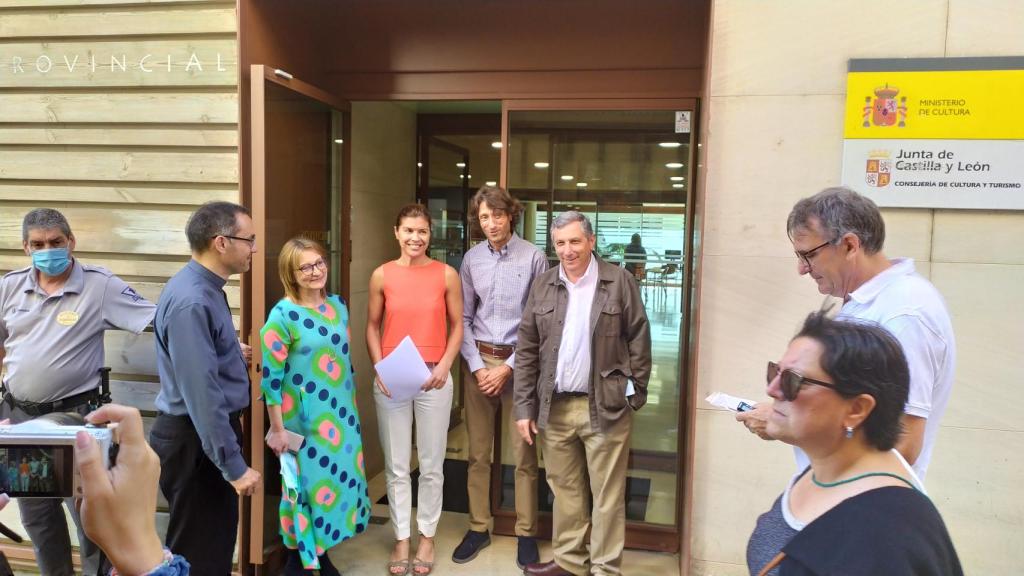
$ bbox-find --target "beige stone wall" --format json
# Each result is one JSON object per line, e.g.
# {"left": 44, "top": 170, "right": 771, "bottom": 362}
{"left": 692, "top": 1, "right": 1024, "bottom": 575}
{"left": 347, "top": 101, "right": 418, "bottom": 479}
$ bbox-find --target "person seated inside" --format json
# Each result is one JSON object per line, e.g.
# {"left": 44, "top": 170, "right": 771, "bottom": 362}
{"left": 623, "top": 233, "right": 647, "bottom": 278}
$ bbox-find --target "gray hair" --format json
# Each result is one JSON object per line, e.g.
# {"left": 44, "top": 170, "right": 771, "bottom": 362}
{"left": 22, "top": 208, "right": 72, "bottom": 242}
{"left": 787, "top": 187, "right": 886, "bottom": 254}
{"left": 550, "top": 210, "right": 594, "bottom": 237}
{"left": 185, "top": 201, "right": 250, "bottom": 253}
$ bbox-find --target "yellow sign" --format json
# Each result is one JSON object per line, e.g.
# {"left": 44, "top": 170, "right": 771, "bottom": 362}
{"left": 57, "top": 310, "right": 80, "bottom": 326}
{"left": 844, "top": 69, "right": 1024, "bottom": 140}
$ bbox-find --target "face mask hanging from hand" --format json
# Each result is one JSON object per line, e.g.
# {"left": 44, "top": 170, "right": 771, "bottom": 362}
{"left": 32, "top": 247, "right": 71, "bottom": 276}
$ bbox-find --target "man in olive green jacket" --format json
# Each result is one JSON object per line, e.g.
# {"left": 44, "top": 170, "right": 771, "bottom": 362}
{"left": 514, "top": 211, "right": 651, "bottom": 576}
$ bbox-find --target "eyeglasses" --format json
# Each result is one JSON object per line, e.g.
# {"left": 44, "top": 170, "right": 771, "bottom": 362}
{"left": 767, "top": 361, "right": 836, "bottom": 401}
{"left": 221, "top": 235, "right": 257, "bottom": 249}
{"left": 794, "top": 239, "right": 833, "bottom": 269}
{"left": 297, "top": 259, "right": 327, "bottom": 276}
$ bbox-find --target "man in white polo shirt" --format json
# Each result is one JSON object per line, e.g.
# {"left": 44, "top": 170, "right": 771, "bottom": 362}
{"left": 739, "top": 187, "right": 956, "bottom": 481}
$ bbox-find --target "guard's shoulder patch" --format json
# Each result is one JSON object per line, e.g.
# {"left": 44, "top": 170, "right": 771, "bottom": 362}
{"left": 120, "top": 285, "right": 144, "bottom": 303}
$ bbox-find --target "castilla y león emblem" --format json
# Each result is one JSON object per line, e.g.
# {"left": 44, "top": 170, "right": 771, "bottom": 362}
{"left": 865, "top": 151, "right": 892, "bottom": 187}
{"left": 863, "top": 84, "right": 908, "bottom": 128}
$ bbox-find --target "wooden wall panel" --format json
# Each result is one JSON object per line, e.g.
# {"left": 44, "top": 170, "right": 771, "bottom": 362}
{"left": 0, "top": 150, "right": 238, "bottom": 182}
{"left": 0, "top": 205, "right": 194, "bottom": 254}
{"left": 0, "top": 39, "right": 237, "bottom": 87}
{"left": 0, "top": 126, "right": 238, "bottom": 147}
{"left": 0, "top": 253, "right": 187, "bottom": 277}
{"left": 0, "top": 91, "right": 238, "bottom": 123}
{"left": 0, "top": 0, "right": 220, "bottom": 6}
{"left": 0, "top": 182, "right": 237, "bottom": 205}
{"left": 0, "top": 6, "right": 235, "bottom": 37}
{"left": 0, "top": 0, "right": 240, "bottom": 419}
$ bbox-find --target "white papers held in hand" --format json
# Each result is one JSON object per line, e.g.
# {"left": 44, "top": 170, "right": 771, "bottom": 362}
{"left": 374, "top": 335, "right": 432, "bottom": 402}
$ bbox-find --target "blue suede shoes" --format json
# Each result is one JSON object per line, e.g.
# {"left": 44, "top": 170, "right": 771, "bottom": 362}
{"left": 452, "top": 530, "right": 491, "bottom": 564}
{"left": 516, "top": 536, "right": 540, "bottom": 569}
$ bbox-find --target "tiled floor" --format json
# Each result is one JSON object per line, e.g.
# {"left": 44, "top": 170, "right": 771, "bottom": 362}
{"left": 326, "top": 507, "right": 681, "bottom": 576}
{"left": 6, "top": 508, "right": 680, "bottom": 575}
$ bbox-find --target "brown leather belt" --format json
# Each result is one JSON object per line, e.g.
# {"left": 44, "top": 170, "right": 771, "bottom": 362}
{"left": 476, "top": 341, "right": 514, "bottom": 360}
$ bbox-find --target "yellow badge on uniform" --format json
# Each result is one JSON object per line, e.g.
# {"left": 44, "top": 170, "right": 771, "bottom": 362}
{"left": 57, "top": 310, "right": 80, "bottom": 326}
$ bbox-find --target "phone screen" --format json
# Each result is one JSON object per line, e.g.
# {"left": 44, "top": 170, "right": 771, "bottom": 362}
{"left": 0, "top": 445, "right": 74, "bottom": 498}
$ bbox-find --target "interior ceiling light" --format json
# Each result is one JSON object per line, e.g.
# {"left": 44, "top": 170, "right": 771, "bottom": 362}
{"left": 670, "top": 176, "right": 684, "bottom": 181}
{"left": 672, "top": 183, "right": 685, "bottom": 188}
{"left": 417, "top": 162, "right": 422, "bottom": 167}
{"left": 561, "top": 175, "right": 575, "bottom": 181}
{"left": 491, "top": 141, "right": 503, "bottom": 149}
{"left": 576, "top": 182, "right": 588, "bottom": 188}
{"left": 485, "top": 181, "right": 497, "bottom": 186}
{"left": 334, "top": 139, "right": 344, "bottom": 144}
{"left": 658, "top": 142, "right": 682, "bottom": 148}
{"left": 456, "top": 162, "right": 466, "bottom": 168}
{"left": 533, "top": 162, "right": 550, "bottom": 169}
{"left": 666, "top": 162, "right": 684, "bottom": 169}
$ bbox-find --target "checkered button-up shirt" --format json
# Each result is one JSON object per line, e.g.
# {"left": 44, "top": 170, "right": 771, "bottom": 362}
{"left": 459, "top": 234, "right": 548, "bottom": 373}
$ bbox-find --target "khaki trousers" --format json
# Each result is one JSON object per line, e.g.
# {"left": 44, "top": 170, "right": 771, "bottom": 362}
{"left": 464, "top": 354, "right": 539, "bottom": 535}
{"left": 540, "top": 396, "right": 632, "bottom": 576}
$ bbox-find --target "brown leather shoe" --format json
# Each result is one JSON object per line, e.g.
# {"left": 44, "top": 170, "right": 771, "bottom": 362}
{"left": 522, "top": 560, "right": 574, "bottom": 576}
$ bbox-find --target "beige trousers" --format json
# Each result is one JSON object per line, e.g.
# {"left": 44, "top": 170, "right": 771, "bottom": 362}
{"left": 540, "top": 396, "right": 632, "bottom": 576}
{"left": 464, "top": 354, "right": 539, "bottom": 535}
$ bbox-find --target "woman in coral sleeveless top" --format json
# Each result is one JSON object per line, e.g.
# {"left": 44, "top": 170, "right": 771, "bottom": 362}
{"left": 366, "top": 204, "right": 463, "bottom": 576}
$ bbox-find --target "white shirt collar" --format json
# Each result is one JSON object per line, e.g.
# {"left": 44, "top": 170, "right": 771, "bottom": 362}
{"left": 558, "top": 253, "right": 597, "bottom": 286}
{"left": 847, "top": 258, "right": 916, "bottom": 305}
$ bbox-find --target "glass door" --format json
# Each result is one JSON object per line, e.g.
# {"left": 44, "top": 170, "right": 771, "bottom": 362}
{"left": 421, "top": 136, "right": 470, "bottom": 269}
{"left": 245, "top": 65, "right": 351, "bottom": 572}
{"left": 497, "top": 101, "right": 696, "bottom": 552}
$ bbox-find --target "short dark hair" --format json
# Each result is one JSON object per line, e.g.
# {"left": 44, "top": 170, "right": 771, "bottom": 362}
{"left": 794, "top": 311, "right": 909, "bottom": 451}
{"left": 394, "top": 204, "right": 432, "bottom": 229}
{"left": 186, "top": 201, "right": 250, "bottom": 253}
{"left": 469, "top": 186, "right": 522, "bottom": 231}
{"left": 787, "top": 187, "right": 886, "bottom": 254}
{"left": 23, "top": 208, "right": 72, "bottom": 241}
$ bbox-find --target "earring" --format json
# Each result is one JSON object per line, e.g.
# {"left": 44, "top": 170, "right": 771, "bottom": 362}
{"left": 844, "top": 426, "right": 854, "bottom": 439}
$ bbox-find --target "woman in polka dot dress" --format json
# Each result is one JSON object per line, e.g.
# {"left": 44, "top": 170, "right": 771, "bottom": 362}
{"left": 261, "top": 237, "right": 370, "bottom": 574}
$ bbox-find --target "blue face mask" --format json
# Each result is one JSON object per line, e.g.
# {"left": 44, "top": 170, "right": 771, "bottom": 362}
{"left": 31, "top": 247, "right": 72, "bottom": 276}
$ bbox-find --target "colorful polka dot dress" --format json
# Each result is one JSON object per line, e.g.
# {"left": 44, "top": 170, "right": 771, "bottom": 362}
{"left": 260, "top": 294, "right": 370, "bottom": 569}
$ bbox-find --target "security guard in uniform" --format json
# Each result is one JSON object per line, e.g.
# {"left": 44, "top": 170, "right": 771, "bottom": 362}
{"left": 0, "top": 208, "right": 156, "bottom": 576}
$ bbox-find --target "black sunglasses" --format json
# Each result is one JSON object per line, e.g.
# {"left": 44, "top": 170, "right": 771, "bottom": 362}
{"left": 767, "top": 361, "right": 837, "bottom": 401}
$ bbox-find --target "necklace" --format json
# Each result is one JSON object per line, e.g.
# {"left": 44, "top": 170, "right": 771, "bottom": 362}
{"left": 812, "top": 471, "right": 918, "bottom": 491}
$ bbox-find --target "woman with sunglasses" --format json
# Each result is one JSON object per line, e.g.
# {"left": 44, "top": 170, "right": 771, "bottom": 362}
{"left": 260, "top": 237, "right": 370, "bottom": 574}
{"left": 747, "top": 312, "right": 961, "bottom": 576}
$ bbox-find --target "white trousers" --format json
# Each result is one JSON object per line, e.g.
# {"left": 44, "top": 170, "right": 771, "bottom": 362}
{"left": 374, "top": 373, "right": 454, "bottom": 540}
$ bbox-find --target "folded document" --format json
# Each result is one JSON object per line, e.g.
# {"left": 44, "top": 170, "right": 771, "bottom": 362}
{"left": 705, "top": 391, "right": 757, "bottom": 412}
